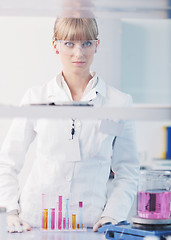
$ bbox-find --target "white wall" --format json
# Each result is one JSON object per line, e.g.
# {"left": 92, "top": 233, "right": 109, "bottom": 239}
{"left": 0, "top": 17, "right": 58, "bottom": 105}
{"left": 121, "top": 19, "right": 171, "bottom": 104}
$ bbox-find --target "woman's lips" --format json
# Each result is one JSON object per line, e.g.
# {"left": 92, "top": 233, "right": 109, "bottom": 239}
{"left": 72, "top": 61, "right": 85, "bottom": 66}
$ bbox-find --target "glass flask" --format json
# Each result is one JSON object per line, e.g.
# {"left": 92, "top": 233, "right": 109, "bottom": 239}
{"left": 138, "top": 170, "right": 171, "bottom": 219}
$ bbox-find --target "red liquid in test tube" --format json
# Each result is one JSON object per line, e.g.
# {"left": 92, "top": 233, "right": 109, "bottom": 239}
{"left": 63, "top": 217, "right": 66, "bottom": 229}
{"left": 79, "top": 201, "right": 83, "bottom": 229}
{"left": 51, "top": 208, "right": 55, "bottom": 230}
{"left": 58, "top": 196, "right": 62, "bottom": 229}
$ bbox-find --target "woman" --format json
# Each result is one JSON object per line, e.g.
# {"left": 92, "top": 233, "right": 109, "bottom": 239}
{"left": 0, "top": 18, "right": 139, "bottom": 233}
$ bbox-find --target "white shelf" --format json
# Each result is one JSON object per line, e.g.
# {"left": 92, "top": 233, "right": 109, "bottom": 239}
{"left": 150, "top": 159, "right": 171, "bottom": 170}
{"left": 0, "top": 0, "right": 169, "bottom": 18}
{"left": 0, "top": 105, "right": 170, "bottom": 121}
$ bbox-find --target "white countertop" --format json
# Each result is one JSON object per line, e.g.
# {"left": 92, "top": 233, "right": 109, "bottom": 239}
{"left": 6, "top": 228, "right": 106, "bottom": 240}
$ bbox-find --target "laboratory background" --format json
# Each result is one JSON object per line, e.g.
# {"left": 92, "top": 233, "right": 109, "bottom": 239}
{"left": 0, "top": 0, "right": 171, "bottom": 239}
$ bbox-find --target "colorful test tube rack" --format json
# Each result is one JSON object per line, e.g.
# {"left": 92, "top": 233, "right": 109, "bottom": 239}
{"left": 42, "top": 194, "right": 85, "bottom": 231}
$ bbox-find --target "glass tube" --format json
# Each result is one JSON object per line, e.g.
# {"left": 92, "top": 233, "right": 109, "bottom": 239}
{"left": 58, "top": 196, "right": 62, "bottom": 230}
{"left": 42, "top": 194, "right": 46, "bottom": 229}
{"left": 44, "top": 209, "right": 48, "bottom": 230}
{"left": 72, "top": 214, "right": 76, "bottom": 229}
{"left": 66, "top": 198, "right": 69, "bottom": 230}
{"left": 79, "top": 201, "right": 83, "bottom": 229}
{"left": 51, "top": 208, "right": 55, "bottom": 230}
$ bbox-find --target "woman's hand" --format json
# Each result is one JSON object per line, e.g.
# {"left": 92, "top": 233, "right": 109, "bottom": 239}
{"left": 93, "top": 216, "right": 117, "bottom": 232}
{"left": 7, "top": 211, "right": 31, "bottom": 233}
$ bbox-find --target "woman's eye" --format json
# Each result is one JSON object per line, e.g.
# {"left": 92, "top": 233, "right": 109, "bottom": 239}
{"left": 82, "top": 41, "right": 92, "bottom": 47}
{"left": 64, "top": 42, "right": 74, "bottom": 47}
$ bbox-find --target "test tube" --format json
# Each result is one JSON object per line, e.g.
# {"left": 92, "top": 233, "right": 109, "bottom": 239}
{"left": 48, "top": 208, "right": 51, "bottom": 229}
{"left": 58, "top": 196, "right": 62, "bottom": 230}
{"left": 63, "top": 217, "right": 66, "bottom": 229}
{"left": 72, "top": 214, "right": 76, "bottom": 229}
{"left": 42, "top": 194, "right": 46, "bottom": 229}
{"left": 55, "top": 201, "right": 58, "bottom": 230}
{"left": 66, "top": 198, "right": 69, "bottom": 230}
{"left": 44, "top": 209, "right": 48, "bottom": 230}
{"left": 51, "top": 208, "right": 55, "bottom": 230}
{"left": 79, "top": 201, "right": 83, "bottom": 229}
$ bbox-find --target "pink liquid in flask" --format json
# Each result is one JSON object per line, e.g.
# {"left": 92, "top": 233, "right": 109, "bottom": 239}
{"left": 138, "top": 190, "right": 171, "bottom": 219}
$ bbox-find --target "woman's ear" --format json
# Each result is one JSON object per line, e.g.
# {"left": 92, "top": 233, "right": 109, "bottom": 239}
{"left": 52, "top": 40, "right": 56, "bottom": 49}
{"left": 52, "top": 40, "right": 59, "bottom": 54}
{"left": 95, "top": 39, "right": 100, "bottom": 53}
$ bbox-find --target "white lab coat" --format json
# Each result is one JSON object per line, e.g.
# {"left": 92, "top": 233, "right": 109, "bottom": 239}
{"left": 0, "top": 72, "right": 139, "bottom": 227}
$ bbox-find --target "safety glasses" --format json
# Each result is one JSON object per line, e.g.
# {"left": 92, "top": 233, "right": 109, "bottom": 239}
{"left": 55, "top": 39, "right": 99, "bottom": 55}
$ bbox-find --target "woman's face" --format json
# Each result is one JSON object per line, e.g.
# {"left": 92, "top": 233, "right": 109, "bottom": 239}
{"left": 57, "top": 40, "right": 97, "bottom": 75}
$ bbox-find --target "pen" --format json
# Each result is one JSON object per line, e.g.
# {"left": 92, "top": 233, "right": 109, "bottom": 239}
{"left": 71, "top": 119, "right": 75, "bottom": 139}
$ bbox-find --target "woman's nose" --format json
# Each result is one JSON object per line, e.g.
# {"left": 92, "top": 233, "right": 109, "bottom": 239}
{"left": 73, "top": 45, "right": 84, "bottom": 56}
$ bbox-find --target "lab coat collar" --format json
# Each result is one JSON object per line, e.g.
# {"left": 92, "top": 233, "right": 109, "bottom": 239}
{"left": 94, "top": 75, "right": 106, "bottom": 98}
{"left": 47, "top": 71, "right": 106, "bottom": 102}
{"left": 47, "top": 72, "right": 70, "bottom": 102}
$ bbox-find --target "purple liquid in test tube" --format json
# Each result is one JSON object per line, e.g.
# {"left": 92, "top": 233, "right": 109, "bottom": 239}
{"left": 58, "top": 196, "right": 62, "bottom": 229}
{"left": 79, "top": 201, "right": 83, "bottom": 229}
{"left": 138, "top": 190, "right": 171, "bottom": 219}
{"left": 51, "top": 208, "right": 55, "bottom": 230}
{"left": 63, "top": 217, "right": 66, "bottom": 229}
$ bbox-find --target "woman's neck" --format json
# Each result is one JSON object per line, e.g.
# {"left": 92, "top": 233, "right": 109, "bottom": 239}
{"left": 62, "top": 71, "right": 92, "bottom": 101}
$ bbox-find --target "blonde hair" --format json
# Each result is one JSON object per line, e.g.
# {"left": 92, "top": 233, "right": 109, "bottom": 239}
{"left": 53, "top": 18, "right": 99, "bottom": 41}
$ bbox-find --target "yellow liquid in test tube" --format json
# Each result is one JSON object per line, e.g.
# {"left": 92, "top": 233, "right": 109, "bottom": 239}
{"left": 72, "top": 214, "right": 76, "bottom": 229}
{"left": 44, "top": 209, "right": 48, "bottom": 229}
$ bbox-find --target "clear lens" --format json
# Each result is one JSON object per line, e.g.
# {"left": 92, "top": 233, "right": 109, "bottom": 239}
{"left": 57, "top": 40, "right": 98, "bottom": 55}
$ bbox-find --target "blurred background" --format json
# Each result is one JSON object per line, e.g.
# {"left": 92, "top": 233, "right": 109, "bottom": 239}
{"left": 0, "top": 0, "right": 171, "bottom": 220}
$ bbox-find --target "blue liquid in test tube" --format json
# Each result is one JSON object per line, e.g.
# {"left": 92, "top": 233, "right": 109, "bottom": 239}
{"left": 66, "top": 198, "right": 69, "bottom": 229}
